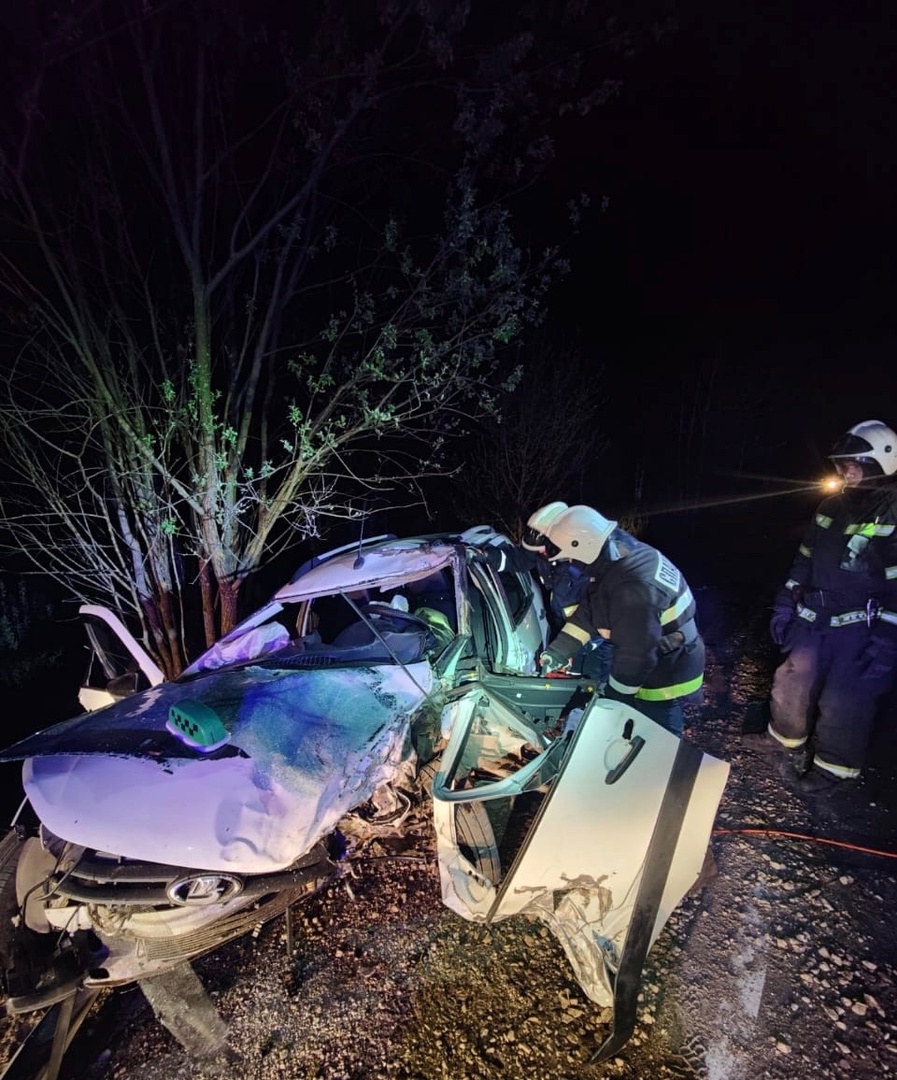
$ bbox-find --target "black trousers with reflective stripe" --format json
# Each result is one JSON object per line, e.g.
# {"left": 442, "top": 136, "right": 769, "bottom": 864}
{"left": 770, "top": 620, "right": 897, "bottom": 772}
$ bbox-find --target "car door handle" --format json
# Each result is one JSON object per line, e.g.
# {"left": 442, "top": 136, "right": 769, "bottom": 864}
{"left": 605, "top": 735, "right": 645, "bottom": 785}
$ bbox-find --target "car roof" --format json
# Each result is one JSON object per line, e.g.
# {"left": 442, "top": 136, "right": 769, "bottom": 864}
{"left": 273, "top": 536, "right": 463, "bottom": 603}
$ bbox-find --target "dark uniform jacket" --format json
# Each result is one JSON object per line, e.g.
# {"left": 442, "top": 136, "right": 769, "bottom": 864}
{"left": 549, "top": 533, "right": 704, "bottom": 704}
{"left": 774, "top": 481, "right": 897, "bottom": 634}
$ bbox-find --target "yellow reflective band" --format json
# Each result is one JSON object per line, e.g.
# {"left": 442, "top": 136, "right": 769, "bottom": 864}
{"left": 796, "top": 604, "right": 817, "bottom": 622}
{"left": 815, "top": 513, "right": 833, "bottom": 528}
{"left": 845, "top": 522, "right": 895, "bottom": 537}
{"left": 767, "top": 726, "right": 806, "bottom": 750}
{"left": 799, "top": 544, "right": 812, "bottom": 558}
{"left": 813, "top": 755, "right": 860, "bottom": 780}
{"left": 608, "top": 674, "right": 641, "bottom": 695}
{"left": 886, "top": 566, "right": 897, "bottom": 580}
{"left": 636, "top": 673, "right": 704, "bottom": 702}
{"left": 562, "top": 604, "right": 579, "bottom": 617}
{"left": 660, "top": 587, "right": 694, "bottom": 626}
{"left": 785, "top": 578, "right": 801, "bottom": 591}
{"left": 879, "top": 611, "right": 897, "bottom": 626}
{"left": 829, "top": 610, "right": 866, "bottom": 627}
{"left": 561, "top": 621, "right": 593, "bottom": 646}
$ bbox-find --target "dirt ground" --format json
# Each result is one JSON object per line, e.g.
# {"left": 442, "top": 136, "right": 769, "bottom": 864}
{"left": 5, "top": 586, "right": 897, "bottom": 1080}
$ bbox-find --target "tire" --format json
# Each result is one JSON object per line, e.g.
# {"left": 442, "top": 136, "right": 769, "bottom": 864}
{"left": 418, "top": 759, "right": 501, "bottom": 883}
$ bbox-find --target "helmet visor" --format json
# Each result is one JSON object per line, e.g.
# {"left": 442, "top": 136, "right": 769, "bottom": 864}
{"left": 829, "top": 432, "right": 875, "bottom": 460}
{"left": 542, "top": 537, "right": 562, "bottom": 560}
{"left": 521, "top": 525, "right": 562, "bottom": 558}
{"left": 521, "top": 525, "right": 547, "bottom": 550}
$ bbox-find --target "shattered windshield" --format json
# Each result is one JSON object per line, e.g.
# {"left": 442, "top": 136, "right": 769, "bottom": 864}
{"left": 186, "top": 566, "right": 461, "bottom": 676}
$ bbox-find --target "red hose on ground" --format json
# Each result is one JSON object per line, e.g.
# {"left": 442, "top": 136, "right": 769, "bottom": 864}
{"left": 712, "top": 826, "right": 897, "bottom": 860}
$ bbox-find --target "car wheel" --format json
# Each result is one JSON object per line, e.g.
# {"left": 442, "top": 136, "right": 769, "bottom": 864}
{"left": 417, "top": 759, "right": 501, "bottom": 884}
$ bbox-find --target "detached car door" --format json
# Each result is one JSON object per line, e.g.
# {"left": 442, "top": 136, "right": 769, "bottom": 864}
{"left": 77, "top": 605, "right": 165, "bottom": 711}
{"left": 432, "top": 688, "right": 729, "bottom": 1061}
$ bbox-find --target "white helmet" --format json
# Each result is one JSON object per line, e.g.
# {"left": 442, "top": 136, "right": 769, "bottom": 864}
{"left": 829, "top": 420, "right": 897, "bottom": 477}
{"left": 521, "top": 501, "right": 569, "bottom": 551}
{"left": 543, "top": 505, "right": 617, "bottom": 564}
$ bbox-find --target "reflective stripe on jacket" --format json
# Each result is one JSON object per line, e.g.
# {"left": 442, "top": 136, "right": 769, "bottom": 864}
{"left": 776, "top": 481, "right": 897, "bottom": 626}
{"left": 551, "top": 534, "right": 704, "bottom": 702}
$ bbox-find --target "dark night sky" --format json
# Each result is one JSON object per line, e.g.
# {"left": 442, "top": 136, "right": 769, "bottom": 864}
{"left": 3, "top": 0, "right": 896, "bottom": 592}
{"left": 558, "top": 0, "right": 897, "bottom": 323}
{"left": 524, "top": 0, "right": 897, "bottom": 586}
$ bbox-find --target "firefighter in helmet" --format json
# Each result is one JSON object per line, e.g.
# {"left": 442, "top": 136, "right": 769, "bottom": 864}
{"left": 745, "top": 419, "right": 897, "bottom": 795}
{"left": 472, "top": 502, "right": 611, "bottom": 682}
{"left": 475, "top": 502, "right": 575, "bottom": 625}
{"left": 538, "top": 505, "right": 704, "bottom": 736}
{"left": 520, "top": 502, "right": 588, "bottom": 628}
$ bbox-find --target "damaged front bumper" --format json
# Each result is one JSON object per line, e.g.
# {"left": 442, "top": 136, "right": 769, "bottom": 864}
{"left": 1, "top": 826, "right": 341, "bottom": 1008}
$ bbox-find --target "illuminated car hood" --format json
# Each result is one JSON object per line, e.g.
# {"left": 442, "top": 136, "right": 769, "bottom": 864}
{"left": 2, "top": 662, "right": 433, "bottom": 873}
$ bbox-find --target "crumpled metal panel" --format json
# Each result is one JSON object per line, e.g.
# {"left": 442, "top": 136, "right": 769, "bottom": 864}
{"left": 274, "top": 542, "right": 459, "bottom": 602}
{"left": 16, "top": 663, "right": 433, "bottom": 872}
{"left": 433, "top": 693, "right": 729, "bottom": 1007}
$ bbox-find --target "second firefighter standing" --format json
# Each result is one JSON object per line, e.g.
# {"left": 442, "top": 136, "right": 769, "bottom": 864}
{"left": 747, "top": 419, "right": 897, "bottom": 795}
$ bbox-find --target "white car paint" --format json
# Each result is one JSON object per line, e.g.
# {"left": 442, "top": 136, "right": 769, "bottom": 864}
{"left": 24, "top": 662, "right": 433, "bottom": 872}
{"left": 78, "top": 604, "right": 165, "bottom": 710}
{"left": 433, "top": 690, "right": 729, "bottom": 1008}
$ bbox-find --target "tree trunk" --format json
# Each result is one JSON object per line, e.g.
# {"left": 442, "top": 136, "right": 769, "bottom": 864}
{"left": 156, "top": 588, "right": 184, "bottom": 678}
{"left": 199, "top": 561, "right": 217, "bottom": 650}
{"left": 139, "top": 595, "right": 177, "bottom": 681}
{"left": 217, "top": 576, "right": 241, "bottom": 638}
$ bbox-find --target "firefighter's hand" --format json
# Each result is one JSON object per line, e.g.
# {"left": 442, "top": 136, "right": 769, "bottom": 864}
{"left": 469, "top": 545, "right": 507, "bottom": 571}
{"left": 769, "top": 608, "right": 795, "bottom": 649}
{"left": 540, "top": 649, "right": 572, "bottom": 677}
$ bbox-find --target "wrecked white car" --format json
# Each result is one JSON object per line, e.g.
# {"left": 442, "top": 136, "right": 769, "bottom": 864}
{"left": 0, "top": 528, "right": 728, "bottom": 1066}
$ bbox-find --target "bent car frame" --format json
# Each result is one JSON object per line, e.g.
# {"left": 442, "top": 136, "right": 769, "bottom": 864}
{"left": 0, "top": 527, "right": 728, "bottom": 1070}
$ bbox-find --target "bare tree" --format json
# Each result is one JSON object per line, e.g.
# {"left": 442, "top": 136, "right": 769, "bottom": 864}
{"left": 0, "top": 0, "right": 628, "bottom": 674}
{"left": 450, "top": 336, "right": 607, "bottom": 542}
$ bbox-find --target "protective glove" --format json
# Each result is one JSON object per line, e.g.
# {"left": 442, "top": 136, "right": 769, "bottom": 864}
{"left": 539, "top": 648, "right": 572, "bottom": 677}
{"left": 469, "top": 545, "right": 508, "bottom": 572}
{"left": 769, "top": 607, "right": 795, "bottom": 649}
{"left": 769, "top": 583, "right": 802, "bottom": 650}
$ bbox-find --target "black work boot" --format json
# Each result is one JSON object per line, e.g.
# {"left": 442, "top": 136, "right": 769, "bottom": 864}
{"left": 795, "top": 766, "right": 857, "bottom": 798}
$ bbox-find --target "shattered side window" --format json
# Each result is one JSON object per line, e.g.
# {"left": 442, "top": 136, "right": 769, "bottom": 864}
{"left": 83, "top": 619, "right": 153, "bottom": 698}
{"left": 495, "top": 570, "right": 532, "bottom": 625}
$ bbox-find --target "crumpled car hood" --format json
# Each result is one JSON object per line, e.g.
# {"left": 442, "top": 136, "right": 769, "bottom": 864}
{"left": 2, "top": 662, "right": 433, "bottom": 873}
